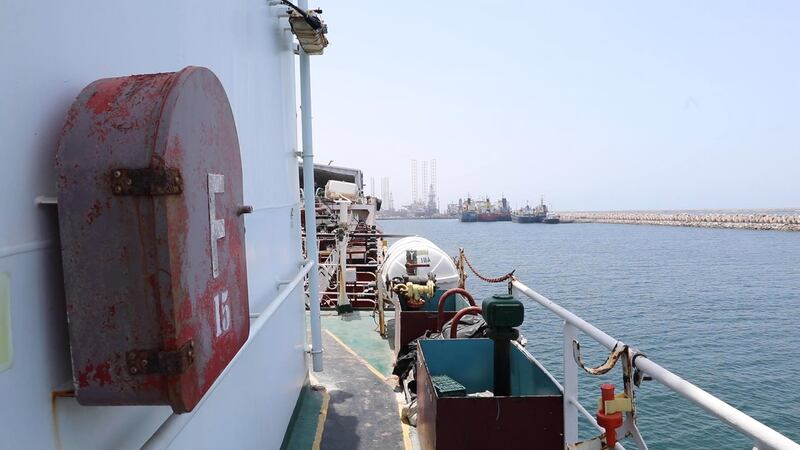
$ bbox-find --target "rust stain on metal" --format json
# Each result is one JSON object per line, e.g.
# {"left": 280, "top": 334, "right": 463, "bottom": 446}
{"left": 51, "top": 389, "right": 76, "bottom": 399}
{"left": 86, "top": 200, "right": 103, "bottom": 224}
{"left": 50, "top": 389, "right": 74, "bottom": 450}
{"left": 93, "top": 362, "right": 112, "bottom": 385}
{"left": 86, "top": 77, "right": 126, "bottom": 114}
{"left": 77, "top": 361, "right": 113, "bottom": 387}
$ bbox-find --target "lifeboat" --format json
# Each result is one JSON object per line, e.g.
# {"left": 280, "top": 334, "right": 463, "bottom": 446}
{"left": 378, "top": 237, "right": 465, "bottom": 355}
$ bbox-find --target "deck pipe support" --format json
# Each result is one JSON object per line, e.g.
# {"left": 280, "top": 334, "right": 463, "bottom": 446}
{"left": 298, "top": 0, "right": 322, "bottom": 372}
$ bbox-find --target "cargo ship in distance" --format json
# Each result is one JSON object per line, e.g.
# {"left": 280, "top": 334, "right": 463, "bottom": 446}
{"left": 543, "top": 213, "right": 561, "bottom": 224}
{"left": 459, "top": 196, "right": 511, "bottom": 222}
{"left": 511, "top": 197, "right": 549, "bottom": 223}
{"left": 459, "top": 197, "right": 478, "bottom": 222}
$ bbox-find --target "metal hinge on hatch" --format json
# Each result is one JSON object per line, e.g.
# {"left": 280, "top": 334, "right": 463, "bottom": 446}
{"left": 126, "top": 340, "right": 195, "bottom": 376}
{"left": 111, "top": 167, "right": 183, "bottom": 196}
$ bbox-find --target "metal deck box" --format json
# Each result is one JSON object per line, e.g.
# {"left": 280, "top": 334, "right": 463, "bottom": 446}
{"left": 395, "top": 291, "right": 470, "bottom": 355}
{"left": 416, "top": 339, "right": 564, "bottom": 450}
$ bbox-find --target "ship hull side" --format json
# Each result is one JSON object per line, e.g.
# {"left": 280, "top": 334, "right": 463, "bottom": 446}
{"left": 512, "top": 215, "right": 544, "bottom": 223}
{"left": 0, "top": 2, "right": 306, "bottom": 449}
{"left": 460, "top": 212, "right": 478, "bottom": 222}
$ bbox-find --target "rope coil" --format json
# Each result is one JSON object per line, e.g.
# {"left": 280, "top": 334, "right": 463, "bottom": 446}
{"left": 572, "top": 340, "right": 627, "bottom": 376}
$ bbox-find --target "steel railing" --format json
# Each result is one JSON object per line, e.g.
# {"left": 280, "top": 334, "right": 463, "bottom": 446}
{"left": 510, "top": 279, "right": 800, "bottom": 450}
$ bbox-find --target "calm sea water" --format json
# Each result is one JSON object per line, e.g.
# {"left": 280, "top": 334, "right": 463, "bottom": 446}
{"left": 380, "top": 219, "right": 800, "bottom": 449}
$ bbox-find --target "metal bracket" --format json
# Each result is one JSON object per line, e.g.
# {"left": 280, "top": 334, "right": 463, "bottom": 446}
{"left": 111, "top": 167, "right": 183, "bottom": 196}
{"left": 600, "top": 394, "right": 633, "bottom": 414}
{"left": 126, "top": 340, "right": 195, "bottom": 376}
{"left": 35, "top": 196, "right": 58, "bottom": 205}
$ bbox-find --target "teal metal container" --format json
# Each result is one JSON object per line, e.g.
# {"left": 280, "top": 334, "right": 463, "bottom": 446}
{"left": 416, "top": 338, "right": 564, "bottom": 450}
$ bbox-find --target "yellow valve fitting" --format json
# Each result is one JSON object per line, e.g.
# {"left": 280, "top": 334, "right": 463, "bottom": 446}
{"left": 400, "top": 280, "right": 436, "bottom": 308}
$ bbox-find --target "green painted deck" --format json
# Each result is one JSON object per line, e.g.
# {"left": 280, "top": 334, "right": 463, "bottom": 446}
{"left": 281, "top": 385, "right": 326, "bottom": 450}
{"left": 283, "top": 311, "right": 413, "bottom": 450}
{"left": 319, "top": 311, "right": 395, "bottom": 376}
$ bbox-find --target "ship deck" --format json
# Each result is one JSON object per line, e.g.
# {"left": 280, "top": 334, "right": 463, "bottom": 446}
{"left": 282, "top": 311, "right": 417, "bottom": 450}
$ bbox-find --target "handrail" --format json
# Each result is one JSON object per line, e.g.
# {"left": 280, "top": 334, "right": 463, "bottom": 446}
{"left": 511, "top": 280, "right": 617, "bottom": 350}
{"left": 510, "top": 279, "right": 800, "bottom": 450}
{"left": 0, "top": 239, "right": 53, "bottom": 259}
{"left": 142, "top": 260, "right": 315, "bottom": 449}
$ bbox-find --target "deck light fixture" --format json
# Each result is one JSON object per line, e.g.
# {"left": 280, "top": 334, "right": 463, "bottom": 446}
{"left": 282, "top": 0, "right": 329, "bottom": 55}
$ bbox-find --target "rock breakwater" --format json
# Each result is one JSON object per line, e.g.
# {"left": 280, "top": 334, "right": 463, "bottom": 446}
{"left": 559, "top": 212, "right": 800, "bottom": 231}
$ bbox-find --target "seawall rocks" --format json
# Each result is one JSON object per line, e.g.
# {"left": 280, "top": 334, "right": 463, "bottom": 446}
{"left": 559, "top": 212, "right": 800, "bottom": 231}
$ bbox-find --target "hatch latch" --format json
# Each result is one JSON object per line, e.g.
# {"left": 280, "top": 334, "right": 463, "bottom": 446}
{"left": 111, "top": 167, "right": 183, "bottom": 196}
{"left": 126, "top": 340, "right": 195, "bottom": 376}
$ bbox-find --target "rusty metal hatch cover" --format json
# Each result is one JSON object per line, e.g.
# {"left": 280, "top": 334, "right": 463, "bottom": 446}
{"left": 56, "top": 67, "right": 250, "bottom": 413}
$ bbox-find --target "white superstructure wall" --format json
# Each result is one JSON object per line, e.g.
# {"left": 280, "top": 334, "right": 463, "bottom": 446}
{"left": 0, "top": 1, "right": 306, "bottom": 448}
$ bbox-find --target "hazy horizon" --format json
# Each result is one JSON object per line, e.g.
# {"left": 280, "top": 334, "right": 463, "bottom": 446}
{"left": 308, "top": 1, "right": 799, "bottom": 211}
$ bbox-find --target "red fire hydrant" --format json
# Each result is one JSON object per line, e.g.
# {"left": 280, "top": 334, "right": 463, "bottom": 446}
{"left": 596, "top": 384, "right": 624, "bottom": 448}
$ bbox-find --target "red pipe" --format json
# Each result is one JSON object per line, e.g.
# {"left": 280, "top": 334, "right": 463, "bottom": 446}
{"left": 436, "top": 288, "right": 476, "bottom": 331}
{"left": 448, "top": 306, "right": 482, "bottom": 339}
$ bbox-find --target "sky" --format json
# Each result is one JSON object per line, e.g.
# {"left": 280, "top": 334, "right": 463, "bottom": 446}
{"left": 307, "top": 1, "right": 800, "bottom": 211}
